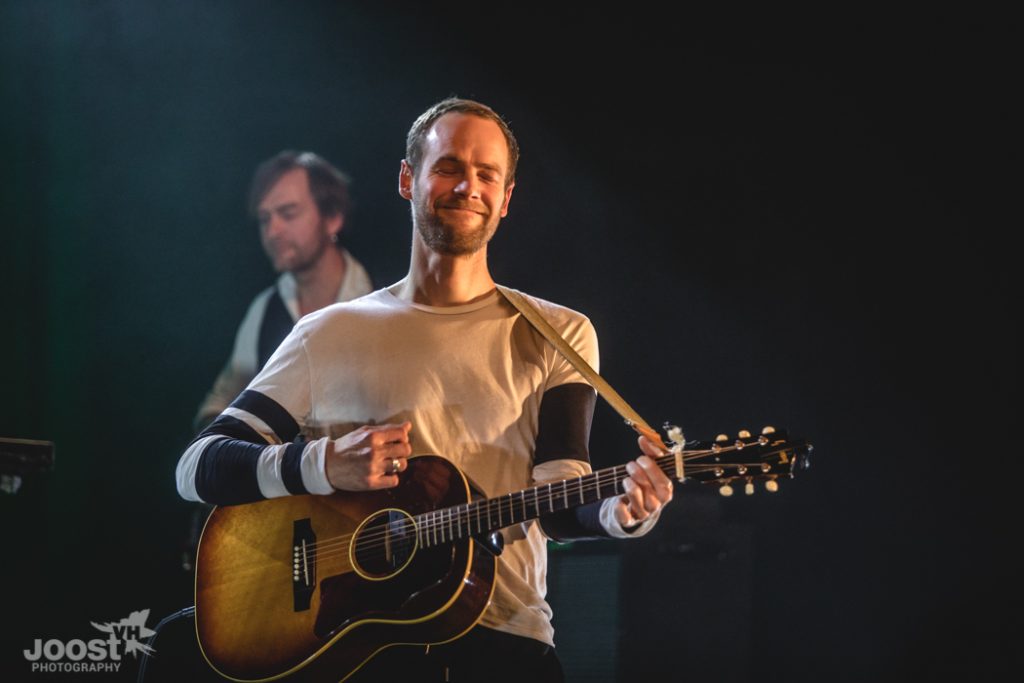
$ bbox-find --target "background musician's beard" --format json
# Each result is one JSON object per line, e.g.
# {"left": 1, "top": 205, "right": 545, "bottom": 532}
{"left": 414, "top": 197, "right": 499, "bottom": 256}
{"left": 263, "top": 218, "right": 334, "bottom": 274}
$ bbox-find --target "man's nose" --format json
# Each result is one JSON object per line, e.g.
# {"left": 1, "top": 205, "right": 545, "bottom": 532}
{"left": 453, "top": 175, "right": 480, "bottom": 199}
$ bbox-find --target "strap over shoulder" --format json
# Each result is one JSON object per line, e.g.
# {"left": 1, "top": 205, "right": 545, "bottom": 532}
{"left": 495, "top": 284, "right": 668, "bottom": 451}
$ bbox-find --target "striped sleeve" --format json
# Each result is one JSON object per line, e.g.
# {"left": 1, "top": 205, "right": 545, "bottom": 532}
{"left": 176, "top": 390, "right": 334, "bottom": 505}
{"left": 176, "top": 321, "right": 333, "bottom": 505}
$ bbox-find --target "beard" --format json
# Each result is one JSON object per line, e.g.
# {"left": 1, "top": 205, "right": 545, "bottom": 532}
{"left": 264, "top": 219, "right": 334, "bottom": 274}
{"left": 414, "top": 196, "right": 499, "bottom": 256}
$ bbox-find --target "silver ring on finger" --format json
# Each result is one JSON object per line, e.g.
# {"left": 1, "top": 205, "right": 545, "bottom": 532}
{"left": 388, "top": 458, "right": 401, "bottom": 475}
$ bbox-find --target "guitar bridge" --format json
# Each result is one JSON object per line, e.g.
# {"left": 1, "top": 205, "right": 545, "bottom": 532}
{"left": 292, "top": 518, "right": 316, "bottom": 612}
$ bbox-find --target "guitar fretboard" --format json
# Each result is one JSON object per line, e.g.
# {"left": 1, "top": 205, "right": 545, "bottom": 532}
{"left": 407, "top": 432, "right": 808, "bottom": 549}
{"left": 413, "top": 458, "right": 677, "bottom": 549}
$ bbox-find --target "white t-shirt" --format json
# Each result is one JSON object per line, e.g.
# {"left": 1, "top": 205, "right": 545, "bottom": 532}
{"left": 249, "top": 287, "right": 597, "bottom": 645}
{"left": 177, "top": 285, "right": 658, "bottom": 645}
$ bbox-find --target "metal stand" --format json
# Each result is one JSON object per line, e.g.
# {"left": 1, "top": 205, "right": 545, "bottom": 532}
{"left": 136, "top": 606, "right": 197, "bottom": 683}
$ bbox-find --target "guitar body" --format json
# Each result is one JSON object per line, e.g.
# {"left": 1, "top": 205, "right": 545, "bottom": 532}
{"left": 195, "top": 455, "right": 496, "bottom": 682}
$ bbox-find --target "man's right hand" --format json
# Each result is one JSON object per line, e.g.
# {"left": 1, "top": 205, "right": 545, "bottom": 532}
{"left": 325, "top": 421, "right": 412, "bottom": 491}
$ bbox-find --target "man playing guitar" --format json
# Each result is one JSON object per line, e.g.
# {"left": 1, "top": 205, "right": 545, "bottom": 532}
{"left": 176, "top": 97, "right": 674, "bottom": 682}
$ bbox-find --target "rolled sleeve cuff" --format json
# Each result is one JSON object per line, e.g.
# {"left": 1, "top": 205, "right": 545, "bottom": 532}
{"left": 599, "top": 497, "right": 661, "bottom": 538}
{"left": 301, "top": 437, "right": 336, "bottom": 495}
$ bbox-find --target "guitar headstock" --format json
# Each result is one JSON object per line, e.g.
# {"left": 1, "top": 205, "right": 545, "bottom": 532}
{"left": 663, "top": 425, "right": 812, "bottom": 496}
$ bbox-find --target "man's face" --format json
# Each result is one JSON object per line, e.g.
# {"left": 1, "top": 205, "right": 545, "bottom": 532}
{"left": 401, "top": 113, "right": 515, "bottom": 256}
{"left": 257, "top": 168, "right": 341, "bottom": 273}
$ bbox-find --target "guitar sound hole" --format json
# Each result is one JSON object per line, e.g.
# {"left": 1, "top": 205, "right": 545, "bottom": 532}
{"left": 352, "top": 508, "right": 417, "bottom": 579}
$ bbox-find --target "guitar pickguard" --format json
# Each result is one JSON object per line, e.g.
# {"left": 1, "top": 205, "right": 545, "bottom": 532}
{"left": 314, "top": 543, "right": 461, "bottom": 639}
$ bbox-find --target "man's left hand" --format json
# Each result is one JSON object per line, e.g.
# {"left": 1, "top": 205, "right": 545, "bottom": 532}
{"left": 614, "top": 435, "right": 674, "bottom": 528}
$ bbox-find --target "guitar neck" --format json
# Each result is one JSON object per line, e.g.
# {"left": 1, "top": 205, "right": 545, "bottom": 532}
{"left": 411, "top": 429, "right": 810, "bottom": 549}
{"left": 413, "top": 458, "right": 672, "bottom": 549}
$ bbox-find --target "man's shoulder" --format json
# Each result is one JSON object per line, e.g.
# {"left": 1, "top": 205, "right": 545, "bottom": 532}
{"left": 293, "top": 288, "right": 393, "bottom": 332}
{"left": 500, "top": 286, "right": 594, "bottom": 330}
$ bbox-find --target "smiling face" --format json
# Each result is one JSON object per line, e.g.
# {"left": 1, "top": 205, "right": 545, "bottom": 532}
{"left": 400, "top": 113, "right": 515, "bottom": 256}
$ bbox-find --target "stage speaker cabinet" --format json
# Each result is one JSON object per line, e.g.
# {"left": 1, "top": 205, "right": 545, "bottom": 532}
{"left": 547, "top": 495, "right": 754, "bottom": 682}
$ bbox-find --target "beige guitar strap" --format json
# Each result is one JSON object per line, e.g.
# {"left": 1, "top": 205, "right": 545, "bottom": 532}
{"left": 496, "top": 284, "right": 668, "bottom": 452}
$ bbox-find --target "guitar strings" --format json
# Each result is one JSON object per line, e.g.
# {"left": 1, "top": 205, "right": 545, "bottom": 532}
{"left": 307, "top": 444, "right": 767, "bottom": 558}
{"left": 280, "top": 446, "right": 767, "bottom": 564}
{"left": 305, "top": 460, "right": 771, "bottom": 565}
{"left": 291, "top": 449, "right": 712, "bottom": 561}
{"left": 243, "top": 444, "right": 780, "bottom": 570}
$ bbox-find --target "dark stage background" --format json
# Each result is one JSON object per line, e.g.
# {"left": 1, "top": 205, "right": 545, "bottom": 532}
{"left": 0, "top": 3, "right": 1016, "bottom": 681}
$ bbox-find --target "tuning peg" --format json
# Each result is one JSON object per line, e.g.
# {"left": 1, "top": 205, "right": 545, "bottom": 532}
{"left": 761, "top": 426, "right": 776, "bottom": 435}
{"left": 744, "top": 481, "right": 755, "bottom": 495}
{"left": 765, "top": 480, "right": 779, "bottom": 493}
{"left": 715, "top": 434, "right": 729, "bottom": 443}
{"left": 738, "top": 429, "right": 751, "bottom": 439}
{"left": 718, "top": 484, "right": 734, "bottom": 497}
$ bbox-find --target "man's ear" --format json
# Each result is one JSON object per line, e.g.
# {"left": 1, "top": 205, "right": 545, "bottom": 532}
{"left": 325, "top": 213, "right": 344, "bottom": 238}
{"left": 399, "top": 160, "right": 414, "bottom": 200}
{"left": 499, "top": 181, "right": 515, "bottom": 218}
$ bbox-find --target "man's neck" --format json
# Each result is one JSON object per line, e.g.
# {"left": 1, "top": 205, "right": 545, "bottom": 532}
{"left": 291, "top": 248, "right": 346, "bottom": 317}
{"left": 393, "top": 239, "right": 494, "bottom": 307}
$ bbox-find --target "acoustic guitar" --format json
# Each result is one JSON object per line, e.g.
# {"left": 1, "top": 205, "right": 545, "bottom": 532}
{"left": 194, "top": 426, "right": 811, "bottom": 681}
